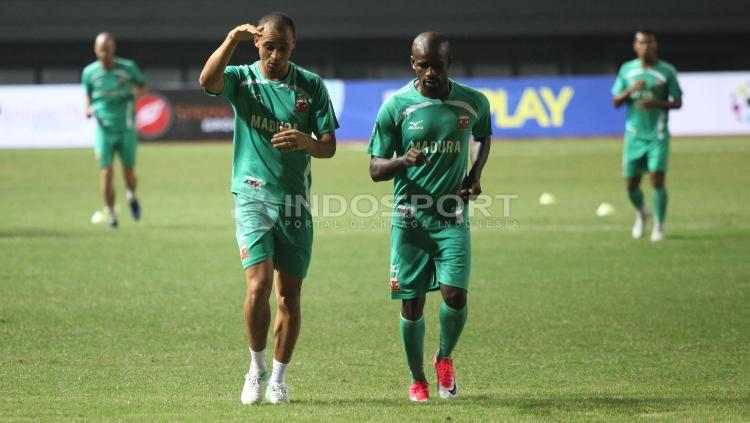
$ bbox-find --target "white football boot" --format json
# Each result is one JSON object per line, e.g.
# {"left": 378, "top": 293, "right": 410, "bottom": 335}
{"left": 240, "top": 371, "right": 268, "bottom": 405}
{"left": 265, "top": 382, "right": 291, "bottom": 404}
{"left": 632, "top": 208, "right": 650, "bottom": 239}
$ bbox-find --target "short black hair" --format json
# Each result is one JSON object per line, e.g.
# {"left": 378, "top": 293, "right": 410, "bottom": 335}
{"left": 258, "top": 12, "right": 296, "bottom": 37}
{"left": 634, "top": 28, "right": 656, "bottom": 40}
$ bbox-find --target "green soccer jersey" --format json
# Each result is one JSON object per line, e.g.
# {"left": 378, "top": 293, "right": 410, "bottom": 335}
{"left": 368, "top": 79, "right": 492, "bottom": 229}
{"left": 611, "top": 59, "right": 682, "bottom": 141}
{"left": 209, "top": 61, "right": 339, "bottom": 204}
{"left": 82, "top": 57, "right": 145, "bottom": 131}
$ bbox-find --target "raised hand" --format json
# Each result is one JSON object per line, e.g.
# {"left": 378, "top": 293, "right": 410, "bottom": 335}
{"left": 230, "top": 24, "right": 264, "bottom": 41}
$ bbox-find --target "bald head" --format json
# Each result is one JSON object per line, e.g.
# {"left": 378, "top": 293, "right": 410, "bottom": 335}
{"left": 410, "top": 32, "right": 452, "bottom": 98}
{"left": 95, "top": 32, "right": 114, "bottom": 46}
{"left": 411, "top": 31, "right": 451, "bottom": 59}
{"left": 94, "top": 32, "right": 116, "bottom": 68}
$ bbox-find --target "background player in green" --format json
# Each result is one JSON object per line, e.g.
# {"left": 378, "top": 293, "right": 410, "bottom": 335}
{"left": 199, "top": 12, "right": 338, "bottom": 405}
{"left": 612, "top": 29, "right": 682, "bottom": 242}
{"left": 82, "top": 32, "right": 146, "bottom": 228}
{"left": 368, "top": 32, "right": 491, "bottom": 402}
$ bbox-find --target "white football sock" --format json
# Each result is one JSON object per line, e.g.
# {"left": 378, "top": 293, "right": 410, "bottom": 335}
{"left": 105, "top": 206, "right": 117, "bottom": 223}
{"left": 126, "top": 190, "right": 136, "bottom": 201}
{"left": 249, "top": 348, "right": 266, "bottom": 375}
{"left": 269, "top": 359, "right": 288, "bottom": 384}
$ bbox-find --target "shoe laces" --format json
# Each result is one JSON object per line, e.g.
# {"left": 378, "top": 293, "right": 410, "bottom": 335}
{"left": 245, "top": 372, "right": 265, "bottom": 388}
{"left": 436, "top": 357, "right": 454, "bottom": 386}
{"left": 270, "top": 382, "right": 289, "bottom": 398}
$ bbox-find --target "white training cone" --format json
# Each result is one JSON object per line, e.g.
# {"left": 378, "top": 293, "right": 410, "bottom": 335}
{"left": 595, "top": 202, "right": 616, "bottom": 217}
{"left": 539, "top": 192, "right": 557, "bottom": 205}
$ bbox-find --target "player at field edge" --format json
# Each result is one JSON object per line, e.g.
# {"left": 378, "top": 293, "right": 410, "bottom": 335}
{"left": 82, "top": 33, "right": 147, "bottom": 228}
{"left": 199, "top": 12, "right": 338, "bottom": 405}
{"left": 612, "top": 29, "right": 683, "bottom": 242}
{"left": 368, "top": 32, "right": 491, "bottom": 401}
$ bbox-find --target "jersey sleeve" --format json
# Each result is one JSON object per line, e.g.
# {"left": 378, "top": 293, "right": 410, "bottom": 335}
{"left": 310, "top": 78, "right": 340, "bottom": 137}
{"left": 205, "top": 66, "right": 241, "bottom": 103}
{"left": 667, "top": 68, "right": 683, "bottom": 101}
{"left": 81, "top": 68, "right": 92, "bottom": 96}
{"left": 367, "top": 103, "right": 399, "bottom": 158}
{"left": 129, "top": 62, "right": 146, "bottom": 86}
{"left": 611, "top": 66, "right": 626, "bottom": 95}
{"left": 472, "top": 92, "right": 492, "bottom": 138}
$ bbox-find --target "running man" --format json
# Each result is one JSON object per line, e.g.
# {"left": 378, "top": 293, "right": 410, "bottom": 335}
{"left": 82, "top": 32, "right": 146, "bottom": 228}
{"left": 199, "top": 12, "right": 338, "bottom": 404}
{"left": 368, "top": 32, "right": 491, "bottom": 401}
{"left": 612, "top": 29, "right": 683, "bottom": 241}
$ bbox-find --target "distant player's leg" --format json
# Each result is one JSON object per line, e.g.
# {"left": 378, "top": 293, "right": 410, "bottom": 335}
{"left": 402, "top": 296, "right": 429, "bottom": 401}
{"left": 650, "top": 171, "right": 667, "bottom": 241}
{"left": 95, "top": 127, "right": 117, "bottom": 228}
{"left": 99, "top": 166, "right": 117, "bottom": 228}
{"left": 648, "top": 140, "right": 669, "bottom": 241}
{"left": 121, "top": 129, "right": 141, "bottom": 220}
{"left": 433, "top": 224, "right": 471, "bottom": 399}
{"left": 623, "top": 138, "right": 650, "bottom": 239}
{"left": 626, "top": 175, "right": 649, "bottom": 239}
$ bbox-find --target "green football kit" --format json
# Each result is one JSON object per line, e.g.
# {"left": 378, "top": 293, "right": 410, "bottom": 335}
{"left": 611, "top": 59, "right": 683, "bottom": 177}
{"left": 82, "top": 57, "right": 145, "bottom": 168}
{"left": 368, "top": 79, "right": 492, "bottom": 300}
{"left": 209, "top": 61, "right": 338, "bottom": 278}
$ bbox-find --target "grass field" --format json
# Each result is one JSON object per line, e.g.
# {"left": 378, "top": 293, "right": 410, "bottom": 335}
{"left": 1, "top": 138, "right": 749, "bottom": 421}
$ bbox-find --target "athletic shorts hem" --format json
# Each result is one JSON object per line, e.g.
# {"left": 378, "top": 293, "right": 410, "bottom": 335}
{"left": 389, "top": 285, "right": 439, "bottom": 300}
{"left": 241, "top": 254, "right": 272, "bottom": 270}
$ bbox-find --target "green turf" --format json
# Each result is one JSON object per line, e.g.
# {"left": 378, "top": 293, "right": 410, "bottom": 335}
{"left": 1, "top": 138, "right": 749, "bottom": 421}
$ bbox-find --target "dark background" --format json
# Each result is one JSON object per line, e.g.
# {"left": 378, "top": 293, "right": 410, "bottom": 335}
{"left": 1, "top": 0, "right": 749, "bottom": 85}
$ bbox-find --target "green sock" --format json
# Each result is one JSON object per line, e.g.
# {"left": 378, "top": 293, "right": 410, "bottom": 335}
{"left": 627, "top": 188, "right": 644, "bottom": 211}
{"left": 653, "top": 187, "right": 668, "bottom": 223}
{"left": 400, "top": 315, "right": 426, "bottom": 382}
{"left": 438, "top": 302, "right": 468, "bottom": 360}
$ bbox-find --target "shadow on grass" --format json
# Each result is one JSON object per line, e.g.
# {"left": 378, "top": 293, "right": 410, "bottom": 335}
{"left": 472, "top": 394, "right": 750, "bottom": 415}
{"left": 0, "top": 228, "right": 72, "bottom": 239}
{"left": 293, "top": 394, "right": 750, "bottom": 413}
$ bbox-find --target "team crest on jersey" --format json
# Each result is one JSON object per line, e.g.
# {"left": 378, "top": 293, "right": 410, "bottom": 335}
{"left": 246, "top": 176, "right": 265, "bottom": 189}
{"left": 395, "top": 205, "right": 415, "bottom": 218}
{"left": 458, "top": 115, "right": 470, "bottom": 129}
{"left": 240, "top": 246, "right": 249, "bottom": 260}
{"left": 295, "top": 98, "right": 308, "bottom": 113}
{"left": 389, "top": 265, "right": 400, "bottom": 292}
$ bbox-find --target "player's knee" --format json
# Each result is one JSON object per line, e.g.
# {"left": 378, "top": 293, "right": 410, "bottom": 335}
{"left": 245, "top": 281, "right": 272, "bottom": 304}
{"left": 442, "top": 287, "right": 467, "bottom": 310}
{"left": 276, "top": 291, "right": 301, "bottom": 313}
{"left": 401, "top": 298, "right": 425, "bottom": 320}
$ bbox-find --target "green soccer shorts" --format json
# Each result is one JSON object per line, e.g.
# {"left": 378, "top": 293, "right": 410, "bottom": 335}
{"left": 95, "top": 126, "right": 138, "bottom": 168}
{"left": 388, "top": 223, "right": 471, "bottom": 300}
{"left": 622, "top": 135, "right": 670, "bottom": 177}
{"left": 234, "top": 193, "right": 313, "bottom": 280}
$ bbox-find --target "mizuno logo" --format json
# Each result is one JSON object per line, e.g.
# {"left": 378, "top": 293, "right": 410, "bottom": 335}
{"left": 408, "top": 120, "right": 424, "bottom": 130}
